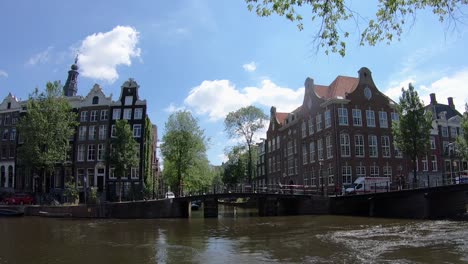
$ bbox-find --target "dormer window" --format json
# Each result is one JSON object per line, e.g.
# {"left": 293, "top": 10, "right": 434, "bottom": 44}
{"left": 125, "top": 96, "right": 133, "bottom": 106}
{"left": 7, "top": 102, "right": 11, "bottom": 109}
{"left": 92, "top": 96, "right": 99, "bottom": 105}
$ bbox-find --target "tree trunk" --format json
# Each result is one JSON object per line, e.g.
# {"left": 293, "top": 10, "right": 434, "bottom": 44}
{"left": 119, "top": 176, "right": 123, "bottom": 202}
{"left": 247, "top": 144, "right": 252, "bottom": 184}
{"left": 412, "top": 157, "right": 417, "bottom": 188}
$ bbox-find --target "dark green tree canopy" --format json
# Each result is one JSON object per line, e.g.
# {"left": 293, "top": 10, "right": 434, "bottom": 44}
{"left": 17, "top": 81, "right": 78, "bottom": 171}
{"left": 392, "top": 83, "right": 433, "bottom": 182}
{"left": 246, "top": 0, "right": 467, "bottom": 56}
{"left": 109, "top": 119, "right": 139, "bottom": 178}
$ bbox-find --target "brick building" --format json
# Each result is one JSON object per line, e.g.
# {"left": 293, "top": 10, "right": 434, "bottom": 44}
{"left": 0, "top": 60, "right": 159, "bottom": 201}
{"left": 256, "top": 67, "right": 408, "bottom": 194}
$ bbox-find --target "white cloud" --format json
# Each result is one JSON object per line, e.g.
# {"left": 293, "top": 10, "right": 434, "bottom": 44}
{"left": 78, "top": 26, "right": 141, "bottom": 83}
{"left": 418, "top": 68, "right": 468, "bottom": 111}
{"left": 243, "top": 62, "right": 257, "bottom": 72}
{"left": 27, "top": 46, "right": 53, "bottom": 65}
{"left": 164, "top": 103, "right": 186, "bottom": 113}
{"left": 0, "top": 70, "right": 7, "bottom": 78}
{"left": 385, "top": 69, "right": 468, "bottom": 112}
{"left": 184, "top": 79, "right": 304, "bottom": 121}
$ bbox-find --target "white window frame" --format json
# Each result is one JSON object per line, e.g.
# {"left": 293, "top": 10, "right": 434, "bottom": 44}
{"left": 340, "top": 133, "right": 350, "bottom": 157}
{"left": 370, "top": 166, "right": 379, "bottom": 177}
{"left": 109, "top": 168, "right": 116, "bottom": 179}
{"left": 87, "top": 145, "right": 96, "bottom": 161}
{"left": 432, "top": 155, "right": 438, "bottom": 171}
{"left": 316, "top": 114, "right": 322, "bottom": 131}
{"left": 325, "top": 110, "right": 331, "bottom": 128}
{"left": 342, "top": 165, "right": 352, "bottom": 184}
{"left": 308, "top": 118, "right": 314, "bottom": 135}
{"left": 352, "top": 109, "right": 362, "bottom": 126}
{"left": 79, "top": 126, "right": 87, "bottom": 141}
{"left": 90, "top": 110, "right": 98, "bottom": 122}
{"left": 379, "top": 111, "right": 388, "bottom": 128}
{"left": 326, "top": 135, "right": 333, "bottom": 159}
{"left": 123, "top": 109, "right": 132, "bottom": 120}
{"left": 112, "top": 109, "right": 121, "bottom": 120}
{"left": 80, "top": 111, "right": 88, "bottom": 122}
{"left": 356, "top": 166, "right": 366, "bottom": 177}
{"left": 99, "top": 125, "right": 107, "bottom": 140}
{"left": 355, "top": 135, "right": 365, "bottom": 157}
{"left": 309, "top": 141, "right": 315, "bottom": 163}
{"left": 88, "top": 125, "right": 96, "bottom": 140}
{"left": 302, "top": 144, "right": 308, "bottom": 164}
{"left": 100, "top": 110, "right": 108, "bottom": 121}
{"left": 133, "top": 124, "right": 142, "bottom": 137}
{"left": 131, "top": 167, "right": 139, "bottom": 179}
{"left": 338, "top": 108, "right": 348, "bottom": 126}
{"left": 301, "top": 121, "right": 307, "bottom": 138}
{"left": 366, "top": 110, "right": 375, "bottom": 127}
{"left": 97, "top": 144, "right": 105, "bottom": 161}
{"left": 317, "top": 138, "right": 323, "bottom": 160}
{"left": 111, "top": 125, "right": 116, "bottom": 138}
{"left": 381, "top": 136, "right": 391, "bottom": 158}
{"left": 369, "top": 135, "right": 378, "bottom": 157}
{"left": 134, "top": 108, "right": 143, "bottom": 120}
{"left": 77, "top": 145, "right": 85, "bottom": 162}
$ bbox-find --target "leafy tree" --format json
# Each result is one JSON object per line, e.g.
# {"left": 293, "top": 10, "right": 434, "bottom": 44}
{"left": 392, "top": 83, "right": 432, "bottom": 186}
{"left": 455, "top": 104, "right": 468, "bottom": 160}
{"left": 109, "top": 119, "right": 139, "bottom": 201}
{"left": 16, "top": 81, "right": 78, "bottom": 192}
{"left": 223, "top": 146, "right": 248, "bottom": 187}
{"left": 63, "top": 179, "right": 79, "bottom": 204}
{"left": 224, "top": 106, "right": 267, "bottom": 184}
{"left": 160, "top": 111, "right": 209, "bottom": 196}
{"left": 245, "top": 0, "right": 467, "bottom": 56}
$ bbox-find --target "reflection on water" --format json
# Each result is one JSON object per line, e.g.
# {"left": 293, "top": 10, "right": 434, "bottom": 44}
{"left": 0, "top": 205, "right": 467, "bottom": 264}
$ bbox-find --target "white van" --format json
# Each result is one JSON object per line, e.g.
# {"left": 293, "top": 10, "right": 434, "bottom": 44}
{"left": 165, "top": 192, "right": 175, "bottom": 199}
{"left": 345, "top": 177, "right": 391, "bottom": 194}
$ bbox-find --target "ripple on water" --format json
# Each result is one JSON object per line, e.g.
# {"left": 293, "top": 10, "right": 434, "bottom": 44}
{"left": 318, "top": 220, "right": 468, "bottom": 263}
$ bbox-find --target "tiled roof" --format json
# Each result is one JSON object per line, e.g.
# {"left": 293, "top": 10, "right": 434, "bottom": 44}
{"left": 426, "top": 104, "right": 462, "bottom": 119}
{"left": 276, "top": 112, "right": 288, "bottom": 124}
{"left": 318, "top": 76, "right": 359, "bottom": 99}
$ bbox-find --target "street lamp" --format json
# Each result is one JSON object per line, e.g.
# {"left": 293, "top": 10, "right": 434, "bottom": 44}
{"left": 319, "top": 158, "right": 324, "bottom": 195}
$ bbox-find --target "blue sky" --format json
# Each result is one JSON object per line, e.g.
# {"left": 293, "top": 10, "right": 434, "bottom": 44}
{"left": 1, "top": 1, "right": 468, "bottom": 166}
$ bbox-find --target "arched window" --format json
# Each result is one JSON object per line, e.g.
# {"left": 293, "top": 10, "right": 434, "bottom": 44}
{"left": 92, "top": 96, "right": 99, "bottom": 105}
{"left": 0, "top": 166, "right": 5, "bottom": 187}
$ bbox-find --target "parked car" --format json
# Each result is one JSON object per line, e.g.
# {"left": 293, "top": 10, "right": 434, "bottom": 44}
{"left": 165, "top": 192, "right": 175, "bottom": 199}
{"left": 3, "top": 193, "right": 35, "bottom": 205}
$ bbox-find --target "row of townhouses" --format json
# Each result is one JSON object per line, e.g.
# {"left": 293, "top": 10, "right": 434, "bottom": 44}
{"left": 0, "top": 60, "right": 160, "bottom": 201}
{"left": 255, "top": 67, "right": 466, "bottom": 194}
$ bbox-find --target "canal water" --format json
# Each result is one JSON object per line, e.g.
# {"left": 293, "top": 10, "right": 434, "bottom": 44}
{"left": 1, "top": 205, "right": 467, "bottom": 264}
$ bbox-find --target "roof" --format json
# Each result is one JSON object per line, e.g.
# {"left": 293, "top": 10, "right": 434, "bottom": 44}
{"left": 426, "top": 103, "right": 462, "bottom": 120}
{"left": 316, "top": 76, "right": 359, "bottom": 99}
{"left": 276, "top": 112, "right": 288, "bottom": 124}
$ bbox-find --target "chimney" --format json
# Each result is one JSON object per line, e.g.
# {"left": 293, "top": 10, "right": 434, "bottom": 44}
{"left": 430, "top": 93, "right": 437, "bottom": 104}
{"left": 448, "top": 97, "right": 455, "bottom": 109}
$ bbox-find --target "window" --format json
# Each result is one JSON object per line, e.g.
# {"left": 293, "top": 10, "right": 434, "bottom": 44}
{"left": 366, "top": 110, "right": 375, "bottom": 127}
{"left": 77, "top": 145, "right": 85, "bottom": 161}
{"left": 133, "top": 124, "right": 142, "bottom": 137}
{"left": 2, "top": 129, "right": 7, "bottom": 140}
{"left": 99, "top": 125, "right": 107, "bottom": 140}
{"left": 355, "top": 135, "right": 365, "bottom": 157}
{"left": 4, "top": 115, "right": 10, "bottom": 125}
{"left": 381, "top": 136, "right": 391, "bottom": 157}
{"left": 111, "top": 125, "right": 116, "bottom": 137}
{"left": 309, "top": 141, "right": 315, "bottom": 163}
{"left": 80, "top": 111, "right": 88, "bottom": 122}
{"left": 327, "top": 165, "right": 334, "bottom": 185}
{"left": 316, "top": 114, "right": 322, "bottom": 131}
{"left": 301, "top": 121, "right": 307, "bottom": 138}
{"left": 77, "top": 169, "right": 84, "bottom": 187}
{"left": 443, "top": 141, "right": 449, "bottom": 155}
{"left": 100, "top": 110, "right": 108, "bottom": 121}
{"left": 379, "top": 111, "right": 388, "bottom": 128}
{"left": 394, "top": 144, "right": 403, "bottom": 158}
{"left": 422, "top": 155, "right": 428, "bottom": 171}
{"left": 87, "top": 169, "right": 95, "bottom": 187}
{"left": 11, "top": 117, "right": 17, "bottom": 125}
{"left": 90, "top": 110, "right": 98, "bottom": 122}
{"left": 326, "top": 135, "right": 333, "bottom": 159}
{"left": 383, "top": 166, "right": 392, "bottom": 178}
{"left": 125, "top": 96, "right": 133, "bottom": 105}
{"left": 340, "top": 133, "right": 350, "bottom": 157}
{"left": 430, "top": 137, "right": 436, "bottom": 149}
{"left": 342, "top": 166, "right": 352, "bottom": 184}
{"left": 317, "top": 138, "right": 323, "bottom": 160}
{"left": 131, "top": 167, "right": 139, "bottom": 179}
{"left": 88, "top": 126, "right": 96, "bottom": 140}
{"left": 391, "top": 112, "right": 399, "bottom": 122}
{"left": 97, "top": 144, "right": 105, "bottom": 161}
{"left": 352, "top": 109, "right": 362, "bottom": 126}
{"left": 92, "top": 96, "right": 99, "bottom": 105}
{"left": 356, "top": 165, "right": 366, "bottom": 177}
{"left": 432, "top": 155, "right": 438, "bottom": 171}
{"left": 79, "top": 126, "right": 87, "bottom": 141}
{"left": 308, "top": 118, "right": 314, "bottom": 135}
{"left": 134, "top": 108, "right": 143, "bottom": 120}
{"left": 369, "top": 135, "right": 378, "bottom": 157}
{"left": 338, "top": 108, "right": 348, "bottom": 125}
{"left": 441, "top": 126, "right": 448, "bottom": 137}
{"left": 450, "top": 127, "right": 457, "bottom": 138}
{"left": 112, "top": 109, "right": 121, "bottom": 120}
{"left": 302, "top": 144, "right": 308, "bottom": 164}
{"left": 325, "top": 110, "right": 331, "bottom": 128}
{"left": 87, "top": 145, "right": 96, "bottom": 161}
{"left": 109, "top": 168, "right": 116, "bottom": 179}
{"left": 370, "top": 166, "right": 379, "bottom": 177}
{"left": 123, "top": 109, "right": 132, "bottom": 120}
{"left": 10, "top": 128, "right": 16, "bottom": 141}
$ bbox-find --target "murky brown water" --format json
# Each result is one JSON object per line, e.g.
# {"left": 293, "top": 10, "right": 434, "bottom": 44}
{"left": 1, "top": 205, "right": 467, "bottom": 263}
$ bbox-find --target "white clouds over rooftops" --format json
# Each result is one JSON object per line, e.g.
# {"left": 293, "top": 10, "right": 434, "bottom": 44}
{"left": 78, "top": 26, "right": 141, "bottom": 83}
{"left": 183, "top": 79, "right": 304, "bottom": 121}
{"left": 0, "top": 70, "right": 7, "bottom": 78}
{"left": 242, "top": 61, "right": 257, "bottom": 72}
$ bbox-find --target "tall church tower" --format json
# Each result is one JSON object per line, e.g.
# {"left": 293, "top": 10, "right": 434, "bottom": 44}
{"left": 63, "top": 56, "right": 79, "bottom": 96}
